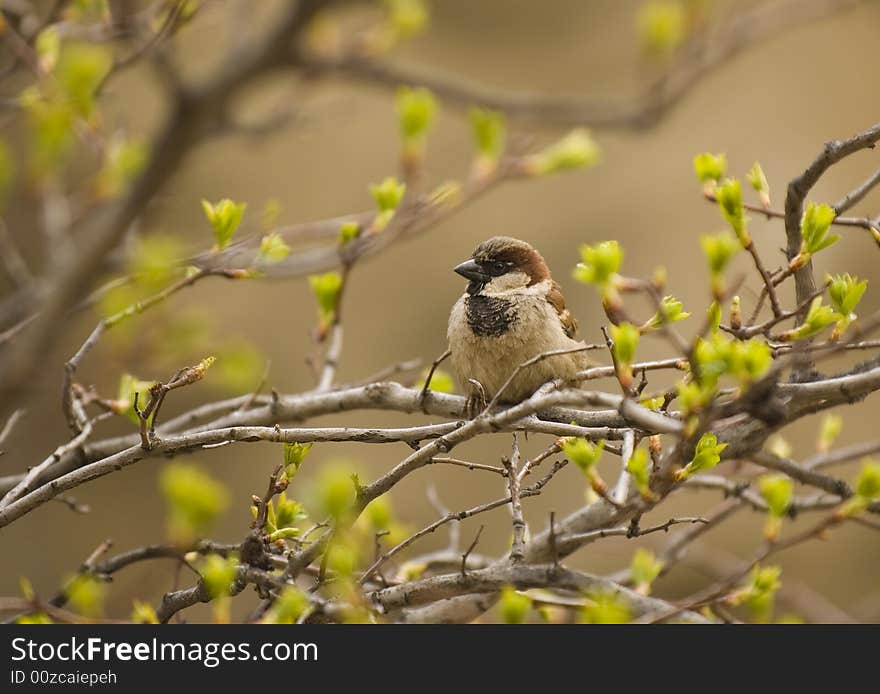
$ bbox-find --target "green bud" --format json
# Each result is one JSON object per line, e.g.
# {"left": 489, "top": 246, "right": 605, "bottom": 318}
{"left": 258, "top": 233, "right": 290, "bottom": 263}
{"left": 308, "top": 271, "right": 343, "bottom": 328}
{"left": 636, "top": 1, "right": 686, "bottom": 56}
{"left": 581, "top": 590, "right": 632, "bottom": 624}
{"left": 65, "top": 575, "right": 106, "bottom": 618}
{"left": 499, "top": 586, "right": 531, "bottom": 624}
{"left": 469, "top": 107, "right": 506, "bottom": 164}
{"left": 338, "top": 220, "right": 361, "bottom": 246}
{"left": 642, "top": 295, "right": 690, "bottom": 331}
{"left": 131, "top": 600, "right": 159, "bottom": 624}
{"left": 200, "top": 554, "right": 239, "bottom": 600}
{"left": 767, "top": 435, "right": 792, "bottom": 460}
{"left": 528, "top": 129, "right": 601, "bottom": 176}
{"left": 707, "top": 300, "right": 722, "bottom": 334}
{"left": 364, "top": 496, "right": 394, "bottom": 530}
{"left": 610, "top": 322, "right": 640, "bottom": 365}
{"left": 202, "top": 198, "right": 246, "bottom": 251}
{"left": 384, "top": 0, "right": 430, "bottom": 40}
{"left": 283, "top": 442, "right": 313, "bottom": 478}
{"left": 693, "top": 152, "right": 727, "bottom": 184}
{"left": 827, "top": 273, "right": 867, "bottom": 318}
{"left": 855, "top": 460, "right": 880, "bottom": 500}
{"left": 560, "top": 437, "right": 604, "bottom": 474}
{"left": 573, "top": 240, "right": 623, "bottom": 287}
{"left": 738, "top": 565, "right": 781, "bottom": 622}
{"left": 716, "top": 178, "right": 749, "bottom": 246}
{"left": 419, "top": 367, "right": 455, "bottom": 393}
{"left": 631, "top": 548, "right": 663, "bottom": 594}
{"left": 160, "top": 463, "right": 230, "bottom": 544}
{"left": 370, "top": 176, "right": 406, "bottom": 214}
{"left": 273, "top": 493, "right": 306, "bottom": 530}
{"left": 817, "top": 414, "right": 842, "bottom": 453}
{"left": 759, "top": 474, "right": 793, "bottom": 518}
{"left": 701, "top": 232, "right": 739, "bottom": 276}
{"left": 262, "top": 586, "right": 309, "bottom": 624}
{"left": 626, "top": 447, "right": 654, "bottom": 500}
{"left": 675, "top": 433, "right": 727, "bottom": 480}
{"left": 836, "top": 459, "right": 880, "bottom": 518}
{"left": 396, "top": 86, "right": 437, "bottom": 146}
{"left": 747, "top": 162, "right": 771, "bottom": 207}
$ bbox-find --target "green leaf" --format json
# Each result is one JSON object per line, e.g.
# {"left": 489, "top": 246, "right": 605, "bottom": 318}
{"left": 499, "top": 586, "right": 531, "bottom": 624}
{"left": 573, "top": 240, "right": 622, "bottom": 287}
{"left": 800, "top": 202, "right": 838, "bottom": 255}
{"left": 258, "top": 233, "right": 290, "bottom": 263}
{"left": 469, "top": 108, "right": 506, "bottom": 162}
{"left": 202, "top": 198, "right": 246, "bottom": 251}
{"left": 675, "top": 433, "right": 727, "bottom": 480}
{"left": 827, "top": 273, "right": 867, "bottom": 318}
{"left": 273, "top": 492, "right": 307, "bottom": 530}
{"left": 528, "top": 129, "right": 601, "bottom": 175}
{"left": 643, "top": 295, "right": 690, "bottom": 330}
{"left": 693, "top": 152, "right": 727, "bottom": 184}
{"left": 777, "top": 296, "right": 840, "bottom": 342}
{"left": 160, "top": 463, "right": 230, "bottom": 543}
{"left": 114, "top": 372, "right": 155, "bottom": 424}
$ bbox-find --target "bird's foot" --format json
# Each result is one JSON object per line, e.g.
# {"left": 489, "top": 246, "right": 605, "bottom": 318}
{"left": 465, "top": 379, "right": 488, "bottom": 419}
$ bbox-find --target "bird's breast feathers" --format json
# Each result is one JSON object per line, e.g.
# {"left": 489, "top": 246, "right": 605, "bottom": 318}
{"left": 447, "top": 279, "right": 587, "bottom": 400}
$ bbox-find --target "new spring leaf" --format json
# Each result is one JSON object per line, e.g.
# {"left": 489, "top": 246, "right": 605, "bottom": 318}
{"left": 202, "top": 198, "right": 246, "bottom": 251}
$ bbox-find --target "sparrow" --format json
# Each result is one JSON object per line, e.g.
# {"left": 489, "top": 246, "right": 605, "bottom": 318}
{"left": 447, "top": 236, "right": 591, "bottom": 413}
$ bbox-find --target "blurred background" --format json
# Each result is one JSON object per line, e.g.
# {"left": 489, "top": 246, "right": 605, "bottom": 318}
{"left": 1, "top": 0, "right": 879, "bottom": 622}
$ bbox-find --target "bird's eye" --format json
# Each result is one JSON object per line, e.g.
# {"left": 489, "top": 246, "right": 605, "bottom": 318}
{"left": 491, "top": 261, "right": 507, "bottom": 275}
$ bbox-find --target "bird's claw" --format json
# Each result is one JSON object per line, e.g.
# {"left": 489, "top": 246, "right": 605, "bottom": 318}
{"left": 465, "top": 379, "right": 487, "bottom": 419}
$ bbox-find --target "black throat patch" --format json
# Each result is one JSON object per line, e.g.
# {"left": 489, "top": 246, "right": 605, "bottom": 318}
{"left": 466, "top": 294, "right": 516, "bottom": 337}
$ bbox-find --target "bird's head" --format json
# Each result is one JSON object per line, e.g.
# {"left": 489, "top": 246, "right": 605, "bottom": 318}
{"left": 454, "top": 236, "right": 550, "bottom": 296}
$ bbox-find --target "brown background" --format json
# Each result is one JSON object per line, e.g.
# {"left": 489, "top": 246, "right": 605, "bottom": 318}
{"left": 1, "top": 0, "right": 879, "bottom": 621}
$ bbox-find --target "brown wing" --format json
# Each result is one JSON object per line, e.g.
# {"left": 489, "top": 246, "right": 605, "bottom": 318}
{"left": 547, "top": 280, "right": 579, "bottom": 339}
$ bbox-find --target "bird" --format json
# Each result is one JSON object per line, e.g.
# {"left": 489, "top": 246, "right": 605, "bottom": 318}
{"left": 446, "top": 236, "right": 591, "bottom": 415}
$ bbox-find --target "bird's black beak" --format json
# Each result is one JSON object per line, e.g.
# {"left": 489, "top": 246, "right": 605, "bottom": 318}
{"left": 454, "top": 258, "right": 489, "bottom": 283}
